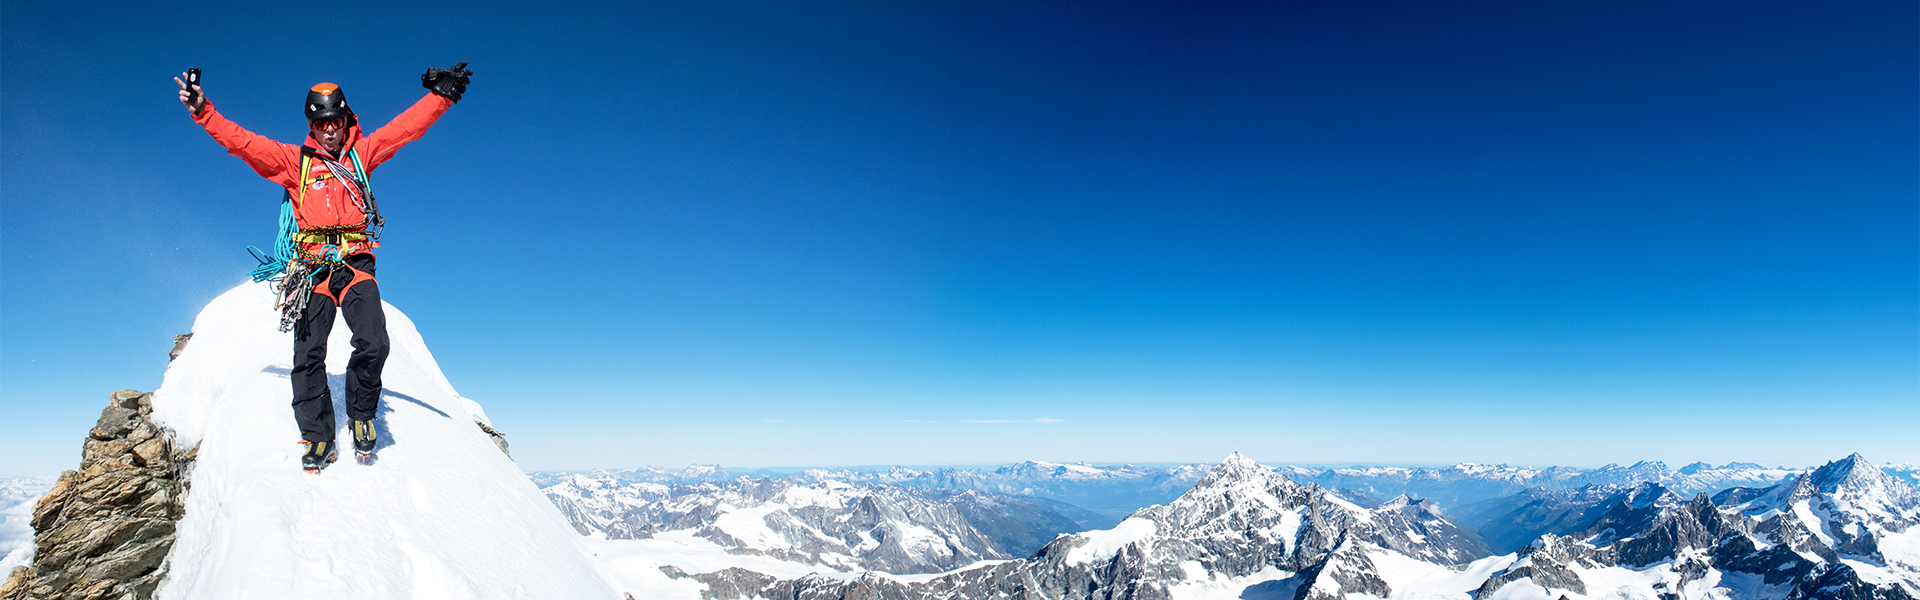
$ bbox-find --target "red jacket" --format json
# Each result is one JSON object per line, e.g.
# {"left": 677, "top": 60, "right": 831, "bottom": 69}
{"left": 193, "top": 92, "right": 452, "bottom": 257}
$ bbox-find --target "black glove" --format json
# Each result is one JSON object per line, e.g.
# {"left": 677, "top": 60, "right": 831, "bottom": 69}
{"left": 422, "top": 61, "right": 472, "bottom": 103}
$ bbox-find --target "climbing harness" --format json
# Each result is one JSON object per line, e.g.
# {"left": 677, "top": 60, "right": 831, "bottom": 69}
{"left": 246, "top": 146, "right": 382, "bottom": 332}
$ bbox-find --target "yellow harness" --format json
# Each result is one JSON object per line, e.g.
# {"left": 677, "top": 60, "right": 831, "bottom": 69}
{"left": 289, "top": 150, "right": 377, "bottom": 250}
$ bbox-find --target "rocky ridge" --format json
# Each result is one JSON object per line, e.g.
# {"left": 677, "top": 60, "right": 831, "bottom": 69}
{"left": 1474, "top": 454, "right": 1919, "bottom": 600}
{"left": 0, "top": 391, "right": 194, "bottom": 600}
{"left": 1718, "top": 454, "right": 1918, "bottom": 570}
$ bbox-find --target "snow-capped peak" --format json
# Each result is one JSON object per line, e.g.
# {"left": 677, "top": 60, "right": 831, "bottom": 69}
{"left": 148, "top": 282, "right": 626, "bottom": 599}
{"left": 1807, "top": 453, "right": 1908, "bottom": 501}
{"left": 1203, "top": 451, "right": 1270, "bottom": 483}
{"left": 1730, "top": 453, "right": 1920, "bottom": 522}
{"left": 1622, "top": 481, "right": 1674, "bottom": 509}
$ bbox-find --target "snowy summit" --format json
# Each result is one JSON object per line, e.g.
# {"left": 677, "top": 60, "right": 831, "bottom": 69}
{"left": 146, "top": 282, "right": 626, "bottom": 599}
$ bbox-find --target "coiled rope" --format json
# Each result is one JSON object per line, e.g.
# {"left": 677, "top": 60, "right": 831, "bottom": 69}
{"left": 243, "top": 147, "right": 380, "bottom": 332}
{"left": 247, "top": 195, "right": 301, "bottom": 283}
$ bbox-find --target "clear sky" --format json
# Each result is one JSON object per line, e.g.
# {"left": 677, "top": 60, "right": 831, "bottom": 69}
{"left": 2, "top": 0, "right": 1915, "bottom": 477}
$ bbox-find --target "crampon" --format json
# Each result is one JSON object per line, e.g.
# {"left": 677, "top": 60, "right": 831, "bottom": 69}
{"left": 299, "top": 440, "right": 339, "bottom": 474}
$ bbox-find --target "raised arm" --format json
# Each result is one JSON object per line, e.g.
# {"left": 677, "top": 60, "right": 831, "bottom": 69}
{"left": 361, "top": 62, "right": 471, "bottom": 170}
{"left": 360, "top": 92, "right": 452, "bottom": 170}
{"left": 177, "top": 72, "right": 300, "bottom": 187}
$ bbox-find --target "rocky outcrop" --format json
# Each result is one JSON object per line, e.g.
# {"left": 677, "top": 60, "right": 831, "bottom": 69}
{"left": 1296, "top": 536, "right": 1392, "bottom": 600}
{"left": 1610, "top": 493, "right": 1735, "bottom": 568}
{"left": 0, "top": 390, "right": 194, "bottom": 600}
{"left": 660, "top": 566, "right": 782, "bottom": 600}
{"left": 1475, "top": 534, "right": 1592, "bottom": 597}
{"left": 477, "top": 422, "right": 510, "bottom": 457}
{"left": 166, "top": 334, "right": 191, "bottom": 363}
{"left": 1355, "top": 494, "right": 1492, "bottom": 564}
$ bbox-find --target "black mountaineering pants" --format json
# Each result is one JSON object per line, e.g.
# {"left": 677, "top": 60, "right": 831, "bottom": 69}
{"left": 291, "top": 254, "right": 389, "bottom": 444}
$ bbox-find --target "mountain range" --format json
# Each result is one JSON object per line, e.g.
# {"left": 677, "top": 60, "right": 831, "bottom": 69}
{"left": 529, "top": 458, "right": 1920, "bottom": 529}
{"left": 544, "top": 474, "right": 1098, "bottom": 573}
{"left": 605, "top": 452, "right": 1917, "bottom": 600}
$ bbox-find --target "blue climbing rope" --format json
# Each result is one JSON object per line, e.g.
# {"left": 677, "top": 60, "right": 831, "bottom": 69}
{"left": 242, "top": 148, "right": 379, "bottom": 332}
{"left": 247, "top": 195, "right": 301, "bottom": 282}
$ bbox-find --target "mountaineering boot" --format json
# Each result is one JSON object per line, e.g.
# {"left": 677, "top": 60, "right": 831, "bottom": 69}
{"left": 301, "top": 440, "right": 338, "bottom": 474}
{"left": 351, "top": 419, "right": 377, "bottom": 457}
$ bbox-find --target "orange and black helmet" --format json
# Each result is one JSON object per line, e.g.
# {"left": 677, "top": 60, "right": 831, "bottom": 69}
{"left": 304, "top": 83, "right": 353, "bottom": 122}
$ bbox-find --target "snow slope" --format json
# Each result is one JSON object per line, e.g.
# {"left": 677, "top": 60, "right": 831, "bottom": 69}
{"left": 149, "top": 281, "right": 626, "bottom": 599}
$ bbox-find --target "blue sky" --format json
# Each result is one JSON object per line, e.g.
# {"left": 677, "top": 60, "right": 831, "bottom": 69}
{"left": 3, "top": 0, "right": 1914, "bottom": 476}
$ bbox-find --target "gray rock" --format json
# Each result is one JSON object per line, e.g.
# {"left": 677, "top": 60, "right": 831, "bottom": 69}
{"left": 1475, "top": 535, "right": 1590, "bottom": 597}
{"left": 1353, "top": 495, "right": 1491, "bottom": 564}
{"left": 89, "top": 407, "right": 139, "bottom": 441}
{"left": 168, "top": 334, "right": 192, "bottom": 362}
{"left": 476, "top": 422, "right": 510, "bottom": 457}
{"left": 1296, "top": 535, "right": 1392, "bottom": 600}
{"left": 1, "top": 389, "right": 194, "bottom": 600}
{"left": 1611, "top": 493, "right": 1731, "bottom": 568}
{"left": 688, "top": 567, "right": 780, "bottom": 600}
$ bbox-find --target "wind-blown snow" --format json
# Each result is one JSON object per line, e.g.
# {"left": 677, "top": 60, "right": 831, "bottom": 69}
{"left": 1066, "top": 516, "right": 1157, "bottom": 564}
{"left": 149, "top": 281, "right": 626, "bottom": 599}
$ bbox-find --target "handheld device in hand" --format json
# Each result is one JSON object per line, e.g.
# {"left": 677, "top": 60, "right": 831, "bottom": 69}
{"left": 186, "top": 68, "right": 201, "bottom": 104}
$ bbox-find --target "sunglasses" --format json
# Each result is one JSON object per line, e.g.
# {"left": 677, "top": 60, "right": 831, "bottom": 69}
{"left": 310, "top": 117, "right": 347, "bottom": 132}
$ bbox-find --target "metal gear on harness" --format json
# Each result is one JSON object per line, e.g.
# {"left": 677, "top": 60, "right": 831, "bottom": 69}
{"left": 245, "top": 146, "right": 382, "bottom": 332}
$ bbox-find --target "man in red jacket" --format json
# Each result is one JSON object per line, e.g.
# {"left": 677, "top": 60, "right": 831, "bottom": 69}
{"left": 176, "top": 64, "right": 471, "bottom": 473}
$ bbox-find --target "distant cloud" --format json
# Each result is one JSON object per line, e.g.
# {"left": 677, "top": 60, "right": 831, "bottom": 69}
{"left": 965, "top": 418, "right": 1065, "bottom": 424}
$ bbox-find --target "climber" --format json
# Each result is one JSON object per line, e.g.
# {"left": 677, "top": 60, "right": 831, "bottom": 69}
{"left": 176, "top": 64, "right": 472, "bottom": 473}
